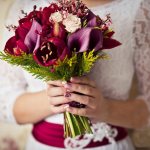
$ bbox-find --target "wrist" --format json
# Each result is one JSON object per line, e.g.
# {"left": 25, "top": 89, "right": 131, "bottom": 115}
{"left": 31, "top": 90, "right": 53, "bottom": 122}
{"left": 98, "top": 98, "right": 111, "bottom": 123}
{"left": 39, "top": 90, "right": 52, "bottom": 116}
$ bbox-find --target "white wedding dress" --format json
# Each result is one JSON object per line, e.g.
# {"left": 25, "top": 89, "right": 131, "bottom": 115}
{"left": 0, "top": 0, "right": 150, "bottom": 149}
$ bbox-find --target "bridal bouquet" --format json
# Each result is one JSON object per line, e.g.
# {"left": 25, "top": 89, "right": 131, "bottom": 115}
{"left": 0, "top": 0, "right": 120, "bottom": 138}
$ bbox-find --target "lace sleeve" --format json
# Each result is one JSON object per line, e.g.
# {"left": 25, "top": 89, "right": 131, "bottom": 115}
{"left": 134, "top": 0, "right": 150, "bottom": 124}
{"left": 0, "top": 60, "right": 27, "bottom": 123}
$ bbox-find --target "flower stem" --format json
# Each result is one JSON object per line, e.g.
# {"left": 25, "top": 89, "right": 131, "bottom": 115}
{"left": 64, "top": 112, "right": 93, "bottom": 138}
{"left": 65, "top": 112, "right": 76, "bottom": 137}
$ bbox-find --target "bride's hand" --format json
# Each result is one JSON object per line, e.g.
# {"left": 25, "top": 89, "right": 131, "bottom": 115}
{"left": 14, "top": 80, "right": 70, "bottom": 124}
{"left": 47, "top": 80, "right": 70, "bottom": 115}
{"left": 63, "top": 77, "right": 108, "bottom": 122}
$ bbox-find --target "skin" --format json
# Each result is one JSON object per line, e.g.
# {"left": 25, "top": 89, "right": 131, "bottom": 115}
{"left": 82, "top": 0, "right": 113, "bottom": 7}
{"left": 64, "top": 77, "right": 149, "bottom": 129}
{"left": 14, "top": 75, "right": 149, "bottom": 129}
{"left": 14, "top": 0, "right": 149, "bottom": 129}
{"left": 14, "top": 83, "right": 69, "bottom": 124}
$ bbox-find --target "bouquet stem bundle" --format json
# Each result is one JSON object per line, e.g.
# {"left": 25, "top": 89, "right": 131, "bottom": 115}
{"left": 64, "top": 112, "right": 92, "bottom": 137}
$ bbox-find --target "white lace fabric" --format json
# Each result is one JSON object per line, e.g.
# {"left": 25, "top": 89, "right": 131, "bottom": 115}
{"left": 0, "top": 60, "right": 27, "bottom": 123}
{"left": 133, "top": 0, "right": 150, "bottom": 125}
{"left": 65, "top": 122, "right": 118, "bottom": 149}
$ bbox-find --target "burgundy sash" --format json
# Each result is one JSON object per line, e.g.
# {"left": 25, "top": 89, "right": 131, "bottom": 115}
{"left": 32, "top": 121, "right": 127, "bottom": 148}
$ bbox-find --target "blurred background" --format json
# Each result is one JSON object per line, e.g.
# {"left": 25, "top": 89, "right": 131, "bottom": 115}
{"left": 0, "top": 0, "right": 150, "bottom": 150}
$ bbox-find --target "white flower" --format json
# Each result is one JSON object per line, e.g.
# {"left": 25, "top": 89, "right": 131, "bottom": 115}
{"left": 50, "top": 11, "right": 63, "bottom": 23}
{"left": 63, "top": 14, "right": 81, "bottom": 33}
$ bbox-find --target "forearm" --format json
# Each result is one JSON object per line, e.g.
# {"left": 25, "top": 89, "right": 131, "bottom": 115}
{"left": 103, "top": 98, "right": 149, "bottom": 129}
{"left": 13, "top": 90, "right": 51, "bottom": 124}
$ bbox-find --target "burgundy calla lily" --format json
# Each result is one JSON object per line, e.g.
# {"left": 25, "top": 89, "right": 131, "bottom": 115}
{"left": 87, "top": 17, "right": 97, "bottom": 27}
{"left": 68, "top": 27, "right": 103, "bottom": 52}
{"left": 85, "top": 10, "right": 98, "bottom": 27}
{"left": 33, "top": 37, "right": 68, "bottom": 67}
{"left": 24, "top": 20, "right": 42, "bottom": 53}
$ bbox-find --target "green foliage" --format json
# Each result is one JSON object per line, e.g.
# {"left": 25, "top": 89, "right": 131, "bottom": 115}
{"left": 53, "top": 53, "right": 78, "bottom": 81}
{"left": 0, "top": 52, "right": 38, "bottom": 68}
{"left": 0, "top": 52, "right": 62, "bottom": 81}
{"left": 0, "top": 50, "right": 107, "bottom": 82}
{"left": 78, "top": 50, "right": 99, "bottom": 76}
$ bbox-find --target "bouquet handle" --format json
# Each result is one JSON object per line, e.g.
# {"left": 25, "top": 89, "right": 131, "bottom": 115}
{"left": 64, "top": 112, "right": 93, "bottom": 138}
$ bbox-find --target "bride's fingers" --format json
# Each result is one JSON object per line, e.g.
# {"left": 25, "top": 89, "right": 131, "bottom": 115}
{"left": 47, "top": 80, "right": 63, "bottom": 87}
{"left": 71, "top": 77, "right": 96, "bottom": 87}
{"left": 64, "top": 83, "right": 96, "bottom": 97}
{"left": 51, "top": 104, "right": 69, "bottom": 114}
{"left": 68, "top": 93, "right": 95, "bottom": 109}
{"left": 47, "top": 86, "right": 65, "bottom": 97}
{"left": 49, "top": 96, "right": 70, "bottom": 106}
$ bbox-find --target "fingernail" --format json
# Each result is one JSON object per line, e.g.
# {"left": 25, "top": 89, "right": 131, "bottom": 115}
{"left": 66, "top": 89, "right": 71, "bottom": 92}
{"left": 64, "top": 92, "right": 71, "bottom": 97}
{"left": 64, "top": 105, "right": 69, "bottom": 109}
{"left": 64, "top": 83, "right": 72, "bottom": 89}
{"left": 70, "top": 77, "right": 74, "bottom": 82}
{"left": 66, "top": 107, "right": 71, "bottom": 112}
{"left": 62, "top": 81, "right": 67, "bottom": 85}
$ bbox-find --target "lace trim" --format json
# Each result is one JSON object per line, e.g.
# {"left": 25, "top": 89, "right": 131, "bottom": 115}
{"left": 64, "top": 123, "right": 118, "bottom": 149}
{"left": 0, "top": 90, "right": 26, "bottom": 123}
{"left": 0, "top": 61, "right": 27, "bottom": 123}
{"left": 133, "top": 0, "right": 150, "bottom": 126}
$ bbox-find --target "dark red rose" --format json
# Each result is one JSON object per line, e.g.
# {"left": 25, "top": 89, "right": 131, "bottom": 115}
{"left": 33, "top": 37, "right": 68, "bottom": 67}
{"left": 41, "top": 23, "right": 53, "bottom": 40}
{"left": 4, "top": 36, "right": 28, "bottom": 56}
{"left": 19, "top": 10, "right": 42, "bottom": 25}
{"left": 42, "top": 3, "right": 59, "bottom": 24}
{"left": 39, "top": 22, "right": 67, "bottom": 47}
{"left": 15, "top": 21, "right": 32, "bottom": 41}
{"left": 5, "top": 21, "right": 32, "bottom": 56}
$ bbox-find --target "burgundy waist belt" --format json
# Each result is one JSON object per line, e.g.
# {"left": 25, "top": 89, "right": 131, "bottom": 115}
{"left": 32, "top": 121, "right": 127, "bottom": 148}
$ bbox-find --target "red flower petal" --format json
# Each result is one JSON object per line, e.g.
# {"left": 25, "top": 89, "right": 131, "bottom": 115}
{"left": 105, "top": 31, "right": 115, "bottom": 38}
{"left": 33, "top": 38, "right": 68, "bottom": 67}
{"left": 103, "top": 38, "right": 121, "bottom": 49}
{"left": 53, "top": 22, "right": 67, "bottom": 40}
{"left": 4, "top": 36, "right": 17, "bottom": 55}
{"left": 15, "top": 21, "right": 32, "bottom": 41}
{"left": 17, "top": 40, "right": 29, "bottom": 53}
{"left": 48, "top": 37, "right": 66, "bottom": 56}
{"left": 42, "top": 3, "right": 59, "bottom": 24}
